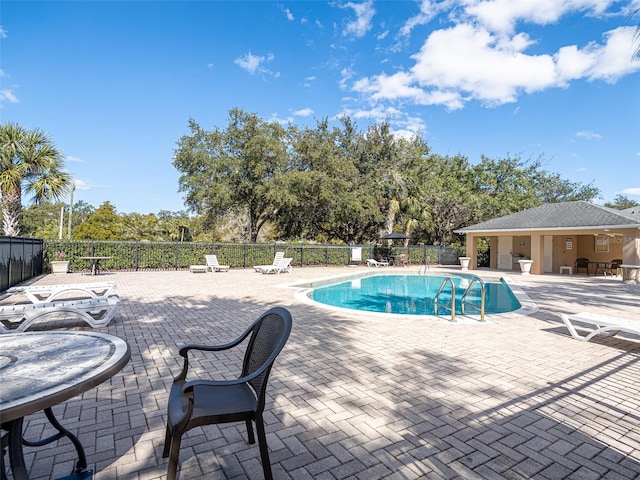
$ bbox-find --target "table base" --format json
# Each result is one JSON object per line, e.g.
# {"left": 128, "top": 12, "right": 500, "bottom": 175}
{"left": 1, "top": 407, "right": 89, "bottom": 480}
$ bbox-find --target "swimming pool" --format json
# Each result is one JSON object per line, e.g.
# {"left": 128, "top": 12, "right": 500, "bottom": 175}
{"left": 307, "top": 274, "right": 521, "bottom": 316}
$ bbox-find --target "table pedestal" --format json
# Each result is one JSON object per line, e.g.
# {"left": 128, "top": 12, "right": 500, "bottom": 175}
{"left": 1, "top": 408, "right": 91, "bottom": 480}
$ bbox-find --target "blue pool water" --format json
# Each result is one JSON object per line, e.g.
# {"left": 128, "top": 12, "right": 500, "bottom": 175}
{"left": 311, "top": 274, "right": 520, "bottom": 316}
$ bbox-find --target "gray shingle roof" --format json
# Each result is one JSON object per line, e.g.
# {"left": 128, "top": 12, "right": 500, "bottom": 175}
{"left": 456, "top": 201, "right": 640, "bottom": 233}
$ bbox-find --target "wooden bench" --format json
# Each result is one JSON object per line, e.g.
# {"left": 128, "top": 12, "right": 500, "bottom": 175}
{"left": 560, "top": 312, "right": 640, "bottom": 342}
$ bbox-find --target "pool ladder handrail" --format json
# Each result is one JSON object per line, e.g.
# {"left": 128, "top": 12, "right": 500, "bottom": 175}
{"left": 460, "top": 276, "right": 486, "bottom": 322}
{"left": 420, "top": 258, "right": 430, "bottom": 275}
{"left": 433, "top": 277, "right": 456, "bottom": 322}
{"left": 433, "top": 275, "right": 486, "bottom": 322}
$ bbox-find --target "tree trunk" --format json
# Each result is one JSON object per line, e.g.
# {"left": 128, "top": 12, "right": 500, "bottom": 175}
{"left": 2, "top": 188, "right": 22, "bottom": 236}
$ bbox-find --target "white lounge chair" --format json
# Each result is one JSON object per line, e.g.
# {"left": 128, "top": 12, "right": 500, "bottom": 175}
{"left": 0, "top": 295, "right": 123, "bottom": 333}
{"left": 350, "top": 247, "right": 362, "bottom": 265}
{"left": 205, "top": 255, "right": 230, "bottom": 272}
{"left": 254, "top": 251, "right": 284, "bottom": 272}
{"left": 560, "top": 312, "right": 640, "bottom": 342}
{"left": 261, "top": 257, "right": 293, "bottom": 275}
{"left": 367, "top": 259, "right": 389, "bottom": 267}
{"left": 6, "top": 282, "right": 117, "bottom": 304}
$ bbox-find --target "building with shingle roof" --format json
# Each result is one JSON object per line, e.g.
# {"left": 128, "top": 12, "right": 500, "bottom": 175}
{"left": 454, "top": 201, "right": 640, "bottom": 276}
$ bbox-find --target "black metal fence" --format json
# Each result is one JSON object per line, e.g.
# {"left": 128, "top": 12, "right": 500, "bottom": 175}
{"left": 0, "top": 236, "right": 44, "bottom": 291}
{"left": 43, "top": 240, "right": 464, "bottom": 273}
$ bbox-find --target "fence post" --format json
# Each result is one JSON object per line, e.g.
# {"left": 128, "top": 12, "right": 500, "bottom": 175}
{"left": 244, "top": 243, "right": 248, "bottom": 269}
{"left": 325, "top": 244, "right": 329, "bottom": 266}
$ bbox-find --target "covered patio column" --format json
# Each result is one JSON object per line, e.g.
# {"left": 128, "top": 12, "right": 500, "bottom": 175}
{"left": 530, "top": 233, "right": 544, "bottom": 275}
{"left": 465, "top": 234, "right": 478, "bottom": 270}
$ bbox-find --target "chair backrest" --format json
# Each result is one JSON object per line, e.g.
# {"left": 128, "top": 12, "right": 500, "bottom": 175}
{"left": 272, "top": 251, "right": 284, "bottom": 266}
{"left": 575, "top": 258, "right": 589, "bottom": 268}
{"left": 278, "top": 258, "right": 292, "bottom": 267}
{"left": 206, "top": 254, "right": 219, "bottom": 266}
{"left": 241, "top": 307, "right": 292, "bottom": 411}
{"left": 611, "top": 258, "right": 623, "bottom": 268}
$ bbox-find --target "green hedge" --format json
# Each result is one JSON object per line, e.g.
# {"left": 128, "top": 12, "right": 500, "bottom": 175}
{"left": 43, "top": 240, "right": 462, "bottom": 272}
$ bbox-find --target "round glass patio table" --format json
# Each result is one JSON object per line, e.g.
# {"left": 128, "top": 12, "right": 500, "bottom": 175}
{"left": 0, "top": 331, "right": 131, "bottom": 479}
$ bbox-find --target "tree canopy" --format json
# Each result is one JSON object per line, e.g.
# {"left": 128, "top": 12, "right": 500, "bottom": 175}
{"left": 0, "top": 123, "right": 72, "bottom": 236}
{"left": 173, "top": 109, "right": 601, "bottom": 245}
{"left": 13, "top": 111, "right": 613, "bottom": 244}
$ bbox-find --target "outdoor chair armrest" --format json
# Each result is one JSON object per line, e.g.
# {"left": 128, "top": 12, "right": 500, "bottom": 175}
{"left": 182, "top": 377, "right": 257, "bottom": 393}
{"left": 178, "top": 326, "right": 256, "bottom": 357}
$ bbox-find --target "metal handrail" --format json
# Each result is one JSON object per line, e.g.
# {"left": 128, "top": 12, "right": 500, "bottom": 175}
{"left": 460, "top": 276, "right": 486, "bottom": 321}
{"left": 420, "top": 258, "right": 430, "bottom": 275}
{"left": 433, "top": 277, "right": 456, "bottom": 322}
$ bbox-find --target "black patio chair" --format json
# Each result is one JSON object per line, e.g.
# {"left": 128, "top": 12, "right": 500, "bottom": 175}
{"left": 163, "top": 307, "right": 293, "bottom": 480}
{"left": 607, "top": 258, "right": 623, "bottom": 276}
{"left": 574, "top": 257, "right": 590, "bottom": 275}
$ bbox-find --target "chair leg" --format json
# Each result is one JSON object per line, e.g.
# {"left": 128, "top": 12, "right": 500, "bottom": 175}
{"left": 162, "top": 424, "right": 172, "bottom": 458}
{"left": 255, "top": 416, "right": 273, "bottom": 480}
{"left": 245, "top": 419, "right": 255, "bottom": 444}
{"left": 166, "top": 431, "right": 183, "bottom": 480}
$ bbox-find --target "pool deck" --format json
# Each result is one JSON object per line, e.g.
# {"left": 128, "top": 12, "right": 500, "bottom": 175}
{"left": 4, "top": 265, "right": 640, "bottom": 479}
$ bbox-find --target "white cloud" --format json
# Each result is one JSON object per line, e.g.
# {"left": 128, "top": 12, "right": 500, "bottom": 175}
{"left": 234, "top": 52, "right": 277, "bottom": 77}
{"left": 73, "top": 179, "right": 91, "bottom": 191}
{"left": 576, "top": 130, "right": 603, "bottom": 140}
{"left": 0, "top": 88, "right": 19, "bottom": 104}
{"left": 341, "top": 0, "right": 375, "bottom": 38}
{"left": 283, "top": 8, "right": 294, "bottom": 21}
{"left": 399, "top": 0, "right": 454, "bottom": 37}
{"left": 348, "top": 19, "right": 640, "bottom": 110}
{"left": 66, "top": 155, "right": 85, "bottom": 163}
{"left": 268, "top": 113, "right": 293, "bottom": 125}
{"left": 339, "top": 67, "right": 354, "bottom": 90}
{"left": 339, "top": 104, "right": 403, "bottom": 121}
{"left": 294, "top": 107, "right": 314, "bottom": 117}
{"left": 621, "top": 187, "right": 640, "bottom": 196}
{"left": 465, "top": 0, "right": 614, "bottom": 34}
{"left": 0, "top": 26, "right": 7, "bottom": 38}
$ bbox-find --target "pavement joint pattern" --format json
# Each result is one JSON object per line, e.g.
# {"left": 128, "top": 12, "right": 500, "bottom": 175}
{"left": 3, "top": 266, "right": 640, "bottom": 479}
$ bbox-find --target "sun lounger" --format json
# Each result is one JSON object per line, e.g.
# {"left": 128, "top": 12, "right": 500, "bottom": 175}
{"left": 205, "top": 255, "right": 230, "bottom": 272}
{"left": 560, "top": 312, "right": 640, "bottom": 342}
{"left": 0, "top": 295, "right": 123, "bottom": 333}
{"left": 366, "top": 259, "right": 389, "bottom": 267}
{"left": 254, "top": 251, "right": 284, "bottom": 272}
{"left": 261, "top": 257, "right": 292, "bottom": 275}
{"left": 6, "top": 282, "right": 116, "bottom": 304}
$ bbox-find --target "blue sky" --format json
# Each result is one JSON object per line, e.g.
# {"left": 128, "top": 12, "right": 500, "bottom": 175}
{"left": 1, "top": 0, "right": 639, "bottom": 215}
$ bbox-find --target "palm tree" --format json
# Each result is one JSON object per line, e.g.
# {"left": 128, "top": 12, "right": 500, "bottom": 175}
{"left": 0, "top": 123, "right": 72, "bottom": 236}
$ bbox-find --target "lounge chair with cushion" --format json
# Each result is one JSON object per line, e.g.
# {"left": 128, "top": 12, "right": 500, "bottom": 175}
{"left": 574, "top": 257, "right": 590, "bottom": 275}
{"left": 6, "top": 282, "right": 116, "bottom": 304}
{"left": 254, "top": 251, "right": 284, "bottom": 273}
{"left": 560, "top": 312, "right": 640, "bottom": 342}
{"left": 367, "top": 259, "right": 389, "bottom": 267}
{"left": 205, "top": 255, "right": 230, "bottom": 272}
{"left": 261, "top": 257, "right": 292, "bottom": 275}
{"left": 0, "top": 295, "right": 123, "bottom": 333}
{"left": 163, "top": 307, "right": 293, "bottom": 480}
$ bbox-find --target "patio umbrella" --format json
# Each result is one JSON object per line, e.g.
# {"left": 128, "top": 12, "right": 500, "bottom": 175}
{"left": 379, "top": 232, "right": 410, "bottom": 241}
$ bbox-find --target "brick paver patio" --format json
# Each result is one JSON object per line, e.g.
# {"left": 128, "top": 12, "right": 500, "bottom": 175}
{"left": 4, "top": 266, "right": 640, "bottom": 479}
